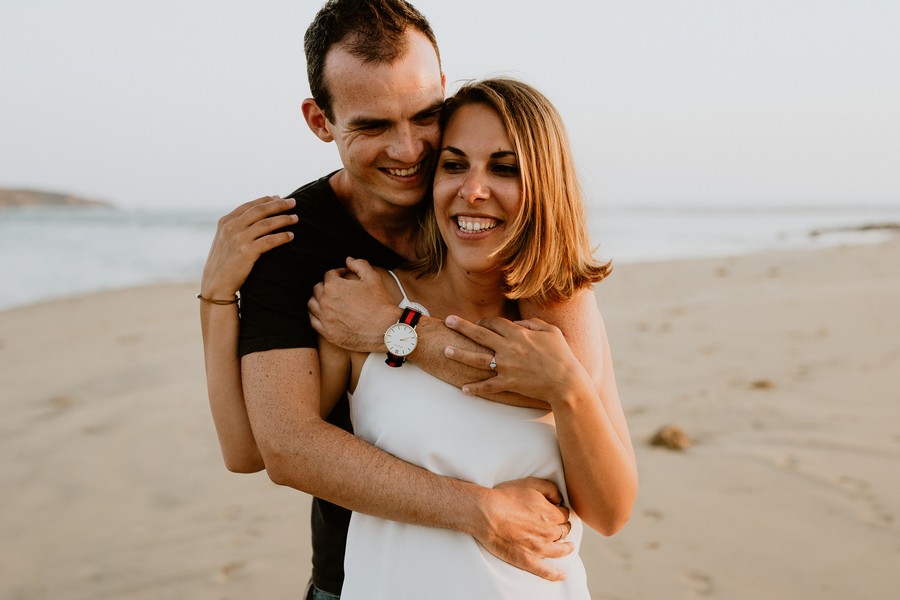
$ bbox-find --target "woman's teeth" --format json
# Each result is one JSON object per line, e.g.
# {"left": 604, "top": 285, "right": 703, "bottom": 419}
{"left": 457, "top": 216, "right": 498, "bottom": 232}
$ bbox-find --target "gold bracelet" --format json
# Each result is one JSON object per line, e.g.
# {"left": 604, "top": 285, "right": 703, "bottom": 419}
{"left": 196, "top": 293, "right": 239, "bottom": 305}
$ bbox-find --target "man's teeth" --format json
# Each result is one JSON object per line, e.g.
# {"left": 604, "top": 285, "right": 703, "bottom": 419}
{"left": 386, "top": 163, "right": 421, "bottom": 177}
{"left": 457, "top": 216, "right": 498, "bottom": 232}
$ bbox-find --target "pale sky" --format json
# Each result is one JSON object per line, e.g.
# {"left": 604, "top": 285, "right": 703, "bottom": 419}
{"left": 1, "top": 0, "right": 898, "bottom": 210}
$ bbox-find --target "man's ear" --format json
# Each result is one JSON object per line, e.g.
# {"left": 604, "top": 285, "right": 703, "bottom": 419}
{"left": 441, "top": 71, "right": 446, "bottom": 96}
{"left": 302, "top": 98, "right": 334, "bottom": 142}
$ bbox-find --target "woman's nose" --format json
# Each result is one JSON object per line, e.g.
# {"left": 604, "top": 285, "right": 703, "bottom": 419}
{"left": 458, "top": 171, "right": 488, "bottom": 203}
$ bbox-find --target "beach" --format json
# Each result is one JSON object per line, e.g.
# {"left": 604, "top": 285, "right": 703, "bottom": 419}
{"left": 2, "top": 239, "right": 899, "bottom": 599}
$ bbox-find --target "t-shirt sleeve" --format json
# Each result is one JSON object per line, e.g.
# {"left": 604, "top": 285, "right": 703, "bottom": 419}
{"left": 238, "top": 223, "right": 321, "bottom": 356}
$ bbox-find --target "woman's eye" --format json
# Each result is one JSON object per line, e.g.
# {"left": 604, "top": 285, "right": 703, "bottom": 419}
{"left": 493, "top": 163, "right": 519, "bottom": 176}
{"left": 440, "top": 160, "right": 466, "bottom": 172}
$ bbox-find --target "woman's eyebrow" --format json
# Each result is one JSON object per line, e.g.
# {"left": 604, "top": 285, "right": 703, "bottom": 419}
{"left": 440, "top": 147, "right": 517, "bottom": 158}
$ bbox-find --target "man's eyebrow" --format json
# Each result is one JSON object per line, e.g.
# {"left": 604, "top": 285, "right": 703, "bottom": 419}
{"left": 346, "top": 116, "right": 390, "bottom": 130}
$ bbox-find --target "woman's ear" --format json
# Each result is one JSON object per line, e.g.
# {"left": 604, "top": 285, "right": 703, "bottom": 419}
{"left": 301, "top": 98, "right": 334, "bottom": 142}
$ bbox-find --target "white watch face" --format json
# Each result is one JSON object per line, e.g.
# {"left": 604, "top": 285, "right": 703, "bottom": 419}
{"left": 384, "top": 322, "right": 418, "bottom": 357}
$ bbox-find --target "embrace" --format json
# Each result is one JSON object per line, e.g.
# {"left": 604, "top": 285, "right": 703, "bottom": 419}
{"left": 198, "top": 1, "right": 637, "bottom": 599}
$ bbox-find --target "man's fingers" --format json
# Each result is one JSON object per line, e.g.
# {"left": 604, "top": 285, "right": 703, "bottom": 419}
{"left": 517, "top": 476, "right": 565, "bottom": 507}
{"left": 544, "top": 540, "right": 575, "bottom": 560}
{"left": 522, "top": 558, "right": 566, "bottom": 582}
{"left": 307, "top": 290, "right": 319, "bottom": 309}
{"left": 322, "top": 267, "right": 351, "bottom": 282}
{"left": 344, "top": 256, "right": 377, "bottom": 280}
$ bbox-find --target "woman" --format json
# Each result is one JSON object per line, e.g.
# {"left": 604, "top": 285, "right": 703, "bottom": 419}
{"left": 205, "top": 78, "right": 636, "bottom": 598}
{"left": 316, "top": 78, "right": 635, "bottom": 599}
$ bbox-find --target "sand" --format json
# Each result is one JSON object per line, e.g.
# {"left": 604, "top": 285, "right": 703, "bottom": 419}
{"left": 2, "top": 239, "right": 899, "bottom": 599}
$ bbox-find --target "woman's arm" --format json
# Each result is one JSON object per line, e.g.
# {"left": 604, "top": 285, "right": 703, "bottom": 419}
{"left": 200, "top": 196, "right": 297, "bottom": 472}
{"left": 443, "top": 289, "right": 638, "bottom": 535}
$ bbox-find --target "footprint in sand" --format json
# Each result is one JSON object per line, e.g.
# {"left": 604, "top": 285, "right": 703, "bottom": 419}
{"left": 681, "top": 570, "right": 714, "bottom": 596}
{"left": 835, "top": 475, "right": 895, "bottom": 525}
{"left": 51, "top": 395, "right": 74, "bottom": 409}
{"left": 117, "top": 333, "right": 144, "bottom": 345}
{"left": 642, "top": 508, "right": 664, "bottom": 522}
{"left": 750, "top": 379, "right": 774, "bottom": 390}
{"left": 215, "top": 561, "right": 245, "bottom": 583}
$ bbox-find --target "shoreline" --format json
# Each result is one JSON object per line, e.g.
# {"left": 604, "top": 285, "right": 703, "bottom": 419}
{"left": 2, "top": 239, "right": 899, "bottom": 599}
{"left": 3, "top": 226, "right": 897, "bottom": 315}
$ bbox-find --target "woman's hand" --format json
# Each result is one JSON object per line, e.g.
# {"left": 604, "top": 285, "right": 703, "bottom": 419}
{"left": 200, "top": 195, "right": 298, "bottom": 298}
{"left": 444, "top": 316, "right": 592, "bottom": 406}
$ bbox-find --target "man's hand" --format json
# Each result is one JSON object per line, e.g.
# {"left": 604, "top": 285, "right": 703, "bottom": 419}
{"left": 201, "top": 195, "right": 298, "bottom": 298}
{"left": 473, "top": 478, "right": 574, "bottom": 581}
{"left": 308, "top": 257, "right": 401, "bottom": 352}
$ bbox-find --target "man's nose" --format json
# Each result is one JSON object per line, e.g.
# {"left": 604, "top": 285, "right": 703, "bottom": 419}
{"left": 387, "top": 124, "right": 423, "bottom": 163}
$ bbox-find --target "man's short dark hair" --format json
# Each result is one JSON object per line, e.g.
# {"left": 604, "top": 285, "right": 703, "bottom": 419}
{"left": 304, "top": 0, "right": 440, "bottom": 121}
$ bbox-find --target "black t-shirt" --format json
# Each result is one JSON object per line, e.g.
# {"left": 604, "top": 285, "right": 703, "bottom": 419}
{"left": 238, "top": 172, "right": 406, "bottom": 594}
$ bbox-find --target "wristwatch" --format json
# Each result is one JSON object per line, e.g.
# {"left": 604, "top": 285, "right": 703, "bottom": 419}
{"left": 384, "top": 307, "right": 422, "bottom": 367}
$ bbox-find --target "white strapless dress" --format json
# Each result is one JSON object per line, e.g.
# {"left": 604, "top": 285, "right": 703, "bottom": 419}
{"left": 341, "top": 354, "right": 590, "bottom": 599}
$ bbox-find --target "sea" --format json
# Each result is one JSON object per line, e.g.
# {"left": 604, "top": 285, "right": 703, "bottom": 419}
{"left": 2, "top": 203, "right": 899, "bottom": 311}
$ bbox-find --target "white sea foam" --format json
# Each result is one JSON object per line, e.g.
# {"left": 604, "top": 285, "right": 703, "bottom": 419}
{"left": 1, "top": 203, "right": 898, "bottom": 311}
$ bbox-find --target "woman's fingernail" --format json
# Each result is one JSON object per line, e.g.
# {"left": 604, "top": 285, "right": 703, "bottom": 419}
{"left": 445, "top": 315, "right": 458, "bottom": 326}
{"left": 444, "top": 347, "right": 454, "bottom": 357}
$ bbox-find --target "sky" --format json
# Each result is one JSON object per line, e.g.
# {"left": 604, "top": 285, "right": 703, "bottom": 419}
{"left": 1, "top": 0, "right": 898, "bottom": 211}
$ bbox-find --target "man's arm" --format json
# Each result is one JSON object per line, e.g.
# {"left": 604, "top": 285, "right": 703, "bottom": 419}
{"left": 242, "top": 347, "right": 574, "bottom": 580}
{"left": 308, "top": 258, "right": 548, "bottom": 408}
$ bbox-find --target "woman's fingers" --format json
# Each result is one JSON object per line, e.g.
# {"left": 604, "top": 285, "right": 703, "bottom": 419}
{"left": 445, "top": 314, "right": 501, "bottom": 350}
{"left": 444, "top": 346, "right": 495, "bottom": 371}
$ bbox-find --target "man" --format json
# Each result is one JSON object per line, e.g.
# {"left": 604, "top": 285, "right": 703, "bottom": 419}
{"left": 200, "top": 2, "right": 578, "bottom": 598}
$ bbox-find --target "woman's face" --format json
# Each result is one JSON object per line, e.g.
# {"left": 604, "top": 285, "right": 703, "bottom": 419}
{"left": 432, "top": 102, "right": 523, "bottom": 276}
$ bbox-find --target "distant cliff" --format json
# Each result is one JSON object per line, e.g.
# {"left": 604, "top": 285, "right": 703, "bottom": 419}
{"left": 0, "top": 188, "right": 114, "bottom": 209}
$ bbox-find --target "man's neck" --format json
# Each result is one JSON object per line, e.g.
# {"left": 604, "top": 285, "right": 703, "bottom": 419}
{"left": 329, "top": 171, "right": 420, "bottom": 260}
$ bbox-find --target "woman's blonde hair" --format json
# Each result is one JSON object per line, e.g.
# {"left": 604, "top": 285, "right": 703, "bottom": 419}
{"left": 413, "top": 77, "right": 611, "bottom": 304}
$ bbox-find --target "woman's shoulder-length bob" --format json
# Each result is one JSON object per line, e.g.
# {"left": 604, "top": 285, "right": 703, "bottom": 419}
{"left": 412, "top": 77, "right": 612, "bottom": 305}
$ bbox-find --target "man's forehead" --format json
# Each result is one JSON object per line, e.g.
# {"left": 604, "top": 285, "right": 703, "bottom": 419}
{"left": 324, "top": 30, "right": 442, "bottom": 107}
{"left": 325, "top": 58, "right": 443, "bottom": 123}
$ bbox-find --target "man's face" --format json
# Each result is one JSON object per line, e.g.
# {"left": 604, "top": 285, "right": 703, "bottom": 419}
{"left": 322, "top": 29, "right": 445, "bottom": 211}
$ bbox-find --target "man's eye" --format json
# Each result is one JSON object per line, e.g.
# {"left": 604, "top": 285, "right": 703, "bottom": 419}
{"left": 415, "top": 111, "right": 440, "bottom": 126}
{"left": 356, "top": 124, "right": 387, "bottom": 133}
